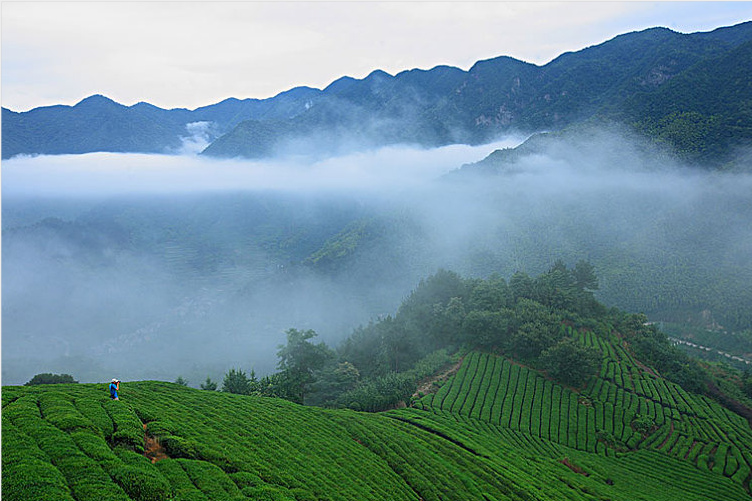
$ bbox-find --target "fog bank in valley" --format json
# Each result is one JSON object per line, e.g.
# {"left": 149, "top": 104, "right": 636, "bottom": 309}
{"left": 3, "top": 130, "right": 751, "bottom": 385}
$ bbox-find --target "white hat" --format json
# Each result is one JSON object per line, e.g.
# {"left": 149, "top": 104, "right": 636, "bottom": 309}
{"left": 111, "top": 378, "right": 118, "bottom": 382}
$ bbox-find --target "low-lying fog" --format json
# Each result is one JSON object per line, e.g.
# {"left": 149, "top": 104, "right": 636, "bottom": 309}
{"left": 3, "top": 129, "right": 751, "bottom": 386}
{"left": 2, "top": 137, "right": 524, "bottom": 197}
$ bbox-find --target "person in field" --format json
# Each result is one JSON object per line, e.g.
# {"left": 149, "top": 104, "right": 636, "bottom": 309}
{"left": 109, "top": 378, "right": 120, "bottom": 400}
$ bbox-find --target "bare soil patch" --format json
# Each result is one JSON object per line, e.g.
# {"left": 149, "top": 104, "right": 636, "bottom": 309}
{"left": 412, "top": 358, "right": 464, "bottom": 398}
{"left": 559, "top": 458, "right": 590, "bottom": 476}
{"left": 143, "top": 424, "right": 169, "bottom": 464}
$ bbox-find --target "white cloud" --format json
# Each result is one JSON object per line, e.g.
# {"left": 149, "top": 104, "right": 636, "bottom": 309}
{"left": 1, "top": 136, "right": 525, "bottom": 196}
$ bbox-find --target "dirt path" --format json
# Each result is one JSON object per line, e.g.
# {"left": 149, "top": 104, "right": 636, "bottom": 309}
{"left": 143, "top": 424, "right": 169, "bottom": 464}
{"left": 412, "top": 358, "right": 464, "bottom": 398}
{"left": 658, "top": 421, "right": 675, "bottom": 450}
{"left": 622, "top": 340, "right": 659, "bottom": 377}
{"left": 559, "top": 458, "right": 589, "bottom": 476}
{"left": 685, "top": 440, "right": 698, "bottom": 460}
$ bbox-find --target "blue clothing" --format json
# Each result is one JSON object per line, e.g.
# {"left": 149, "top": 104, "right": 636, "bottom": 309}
{"left": 109, "top": 382, "right": 118, "bottom": 399}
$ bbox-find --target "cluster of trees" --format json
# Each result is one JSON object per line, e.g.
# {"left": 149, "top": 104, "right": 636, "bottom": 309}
{"left": 200, "top": 259, "right": 715, "bottom": 409}
{"left": 612, "top": 313, "right": 708, "bottom": 393}
{"left": 25, "top": 373, "right": 78, "bottom": 385}
{"left": 339, "top": 261, "right": 604, "bottom": 387}
{"left": 208, "top": 261, "right": 610, "bottom": 409}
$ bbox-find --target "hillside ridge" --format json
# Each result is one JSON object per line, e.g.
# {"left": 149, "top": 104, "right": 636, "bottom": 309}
{"left": 4, "top": 21, "right": 751, "bottom": 161}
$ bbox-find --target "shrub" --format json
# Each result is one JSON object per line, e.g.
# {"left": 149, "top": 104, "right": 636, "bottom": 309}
{"left": 241, "top": 485, "right": 297, "bottom": 500}
{"left": 104, "top": 401, "right": 145, "bottom": 452}
{"left": 25, "top": 373, "right": 78, "bottom": 385}
{"left": 2, "top": 458, "right": 75, "bottom": 501}
{"left": 200, "top": 377, "right": 218, "bottom": 391}
{"left": 222, "top": 369, "right": 252, "bottom": 395}
{"left": 161, "top": 436, "right": 200, "bottom": 459}
{"left": 540, "top": 337, "right": 600, "bottom": 387}
{"left": 110, "top": 465, "right": 172, "bottom": 501}
{"left": 631, "top": 414, "right": 656, "bottom": 436}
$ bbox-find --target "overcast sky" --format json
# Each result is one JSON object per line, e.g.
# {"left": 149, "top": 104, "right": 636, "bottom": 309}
{"left": 2, "top": 1, "right": 752, "bottom": 112}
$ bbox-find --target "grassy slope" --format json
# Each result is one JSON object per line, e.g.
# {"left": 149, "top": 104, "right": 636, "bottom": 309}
{"left": 3, "top": 324, "right": 751, "bottom": 501}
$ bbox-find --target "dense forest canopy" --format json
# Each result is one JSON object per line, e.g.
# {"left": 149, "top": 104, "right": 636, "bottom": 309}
{"left": 211, "top": 263, "right": 714, "bottom": 414}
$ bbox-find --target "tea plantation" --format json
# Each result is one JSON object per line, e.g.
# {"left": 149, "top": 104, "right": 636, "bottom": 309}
{"left": 4, "top": 323, "right": 750, "bottom": 501}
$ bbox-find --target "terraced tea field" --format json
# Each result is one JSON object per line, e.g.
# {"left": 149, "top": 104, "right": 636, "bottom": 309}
{"left": 414, "top": 326, "right": 752, "bottom": 495}
{"left": 3, "top": 322, "right": 751, "bottom": 500}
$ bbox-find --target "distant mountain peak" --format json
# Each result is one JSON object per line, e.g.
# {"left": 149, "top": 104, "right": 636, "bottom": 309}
{"left": 469, "top": 55, "right": 537, "bottom": 73}
{"left": 365, "top": 69, "right": 393, "bottom": 80}
{"left": 77, "top": 94, "right": 114, "bottom": 103}
{"left": 4, "top": 21, "right": 751, "bottom": 161}
{"left": 323, "top": 75, "right": 358, "bottom": 93}
{"left": 75, "top": 94, "right": 120, "bottom": 109}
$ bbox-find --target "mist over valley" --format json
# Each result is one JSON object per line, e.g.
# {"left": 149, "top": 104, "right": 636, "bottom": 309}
{"left": 3, "top": 128, "right": 751, "bottom": 385}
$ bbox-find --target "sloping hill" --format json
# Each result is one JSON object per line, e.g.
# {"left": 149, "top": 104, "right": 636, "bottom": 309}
{"left": 415, "top": 345, "right": 752, "bottom": 485}
{"left": 5, "top": 265, "right": 752, "bottom": 500}
{"left": 4, "top": 338, "right": 751, "bottom": 501}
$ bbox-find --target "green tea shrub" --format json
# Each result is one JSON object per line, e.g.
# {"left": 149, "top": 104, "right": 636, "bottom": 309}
{"left": 133, "top": 406, "right": 159, "bottom": 423}
{"left": 145, "top": 418, "right": 180, "bottom": 436}
{"left": 193, "top": 443, "right": 238, "bottom": 472}
{"left": 38, "top": 392, "right": 99, "bottom": 434}
{"left": 725, "top": 456, "right": 739, "bottom": 476}
{"left": 161, "top": 435, "right": 200, "bottom": 459}
{"left": 178, "top": 458, "right": 243, "bottom": 499}
{"left": 104, "top": 401, "right": 145, "bottom": 452}
{"left": 1, "top": 458, "right": 75, "bottom": 501}
{"left": 3, "top": 395, "right": 41, "bottom": 421}
{"left": 241, "top": 485, "right": 297, "bottom": 500}
{"left": 173, "top": 492, "right": 211, "bottom": 501}
{"left": 2, "top": 419, "right": 49, "bottom": 463}
{"left": 75, "top": 397, "right": 115, "bottom": 436}
{"left": 155, "top": 458, "right": 207, "bottom": 498}
{"left": 110, "top": 465, "right": 172, "bottom": 501}
{"left": 55, "top": 454, "right": 131, "bottom": 501}
{"left": 71, "top": 431, "right": 119, "bottom": 462}
{"left": 229, "top": 471, "right": 264, "bottom": 488}
{"left": 110, "top": 449, "right": 172, "bottom": 500}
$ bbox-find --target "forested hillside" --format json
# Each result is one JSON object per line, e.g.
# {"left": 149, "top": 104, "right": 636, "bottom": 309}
{"left": 1, "top": 87, "right": 321, "bottom": 158}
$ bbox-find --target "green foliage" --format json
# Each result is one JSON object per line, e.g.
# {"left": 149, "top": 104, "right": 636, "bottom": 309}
{"left": 462, "top": 310, "right": 511, "bottom": 349}
{"left": 337, "top": 372, "right": 415, "bottom": 412}
{"left": 632, "top": 414, "right": 656, "bottom": 436}
{"left": 199, "top": 376, "right": 218, "bottom": 391}
{"left": 111, "top": 449, "right": 172, "bottom": 501}
{"left": 276, "top": 328, "right": 334, "bottom": 403}
{"left": 617, "top": 316, "right": 711, "bottom": 392}
{"left": 4, "top": 374, "right": 751, "bottom": 501}
{"left": 221, "top": 369, "right": 252, "bottom": 395}
{"left": 540, "top": 337, "right": 601, "bottom": 387}
{"left": 8, "top": 265, "right": 751, "bottom": 500}
{"left": 304, "top": 218, "right": 377, "bottom": 270}
{"left": 105, "top": 400, "right": 145, "bottom": 453}
{"left": 25, "top": 373, "right": 78, "bottom": 385}
{"left": 307, "top": 361, "right": 360, "bottom": 407}
{"left": 174, "top": 376, "right": 188, "bottom": 386}
{"left": 314, "top": 263, "right": 724, "bottom": 412}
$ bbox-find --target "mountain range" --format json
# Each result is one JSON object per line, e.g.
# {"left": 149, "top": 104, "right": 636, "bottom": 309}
{"left": 3, "top": 21, "right": 752, "bottom": 164}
